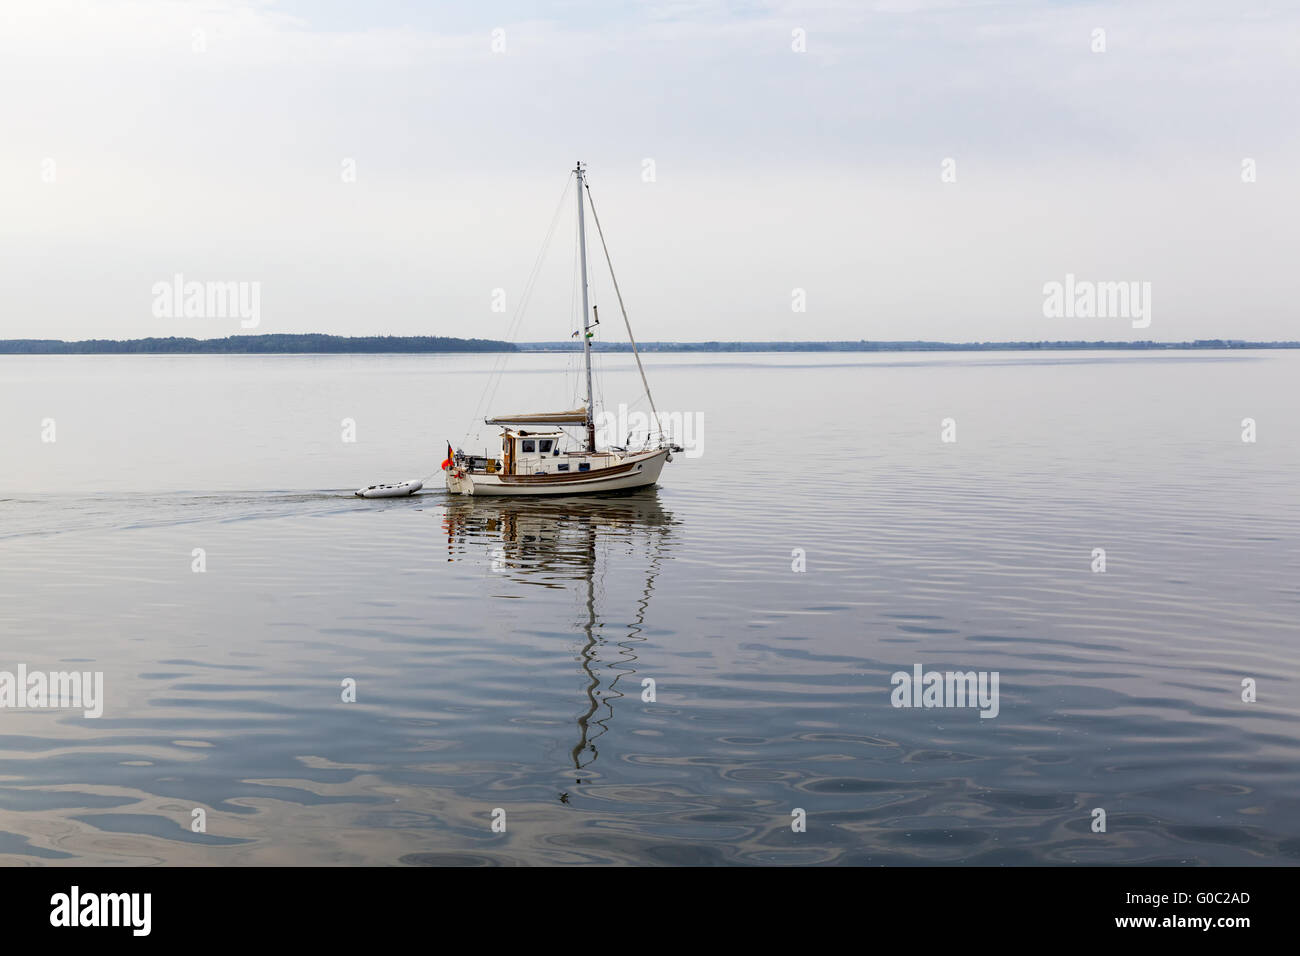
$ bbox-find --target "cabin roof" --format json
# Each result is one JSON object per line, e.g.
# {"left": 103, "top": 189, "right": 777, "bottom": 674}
{"left": 503, "top": 428, "right": 563, "bottom": 438}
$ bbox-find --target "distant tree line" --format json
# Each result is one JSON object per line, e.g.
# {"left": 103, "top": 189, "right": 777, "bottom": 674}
{"left": 524, "top": 339, "right": 1299, "bottom": 352}
{"left": 3, "top": 336, "right": 1295, "bottom": 355}
{"left": 0, "top": 334, "right": 519, "bottom": 354}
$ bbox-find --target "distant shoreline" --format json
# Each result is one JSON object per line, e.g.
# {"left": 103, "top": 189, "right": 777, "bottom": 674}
{"left": 1, "top": 335, "right": 1296, "bottom": 355}
{"left": 0, "top": 334, "right": 517, "bottom": 355}
{"left": 524, "top": 339, "right": 1299, "bottom": 353}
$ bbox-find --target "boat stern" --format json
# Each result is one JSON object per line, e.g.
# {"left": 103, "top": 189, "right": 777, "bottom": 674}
{"left": 445, "top": 467, "right": 475, "bottom": 495}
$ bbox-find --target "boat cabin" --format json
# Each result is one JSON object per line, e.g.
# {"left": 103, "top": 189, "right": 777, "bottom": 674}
{"left": 497, "top": 428, "right": 617, "bottom": 477}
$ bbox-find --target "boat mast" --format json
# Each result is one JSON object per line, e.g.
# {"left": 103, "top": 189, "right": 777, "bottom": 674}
{"left": 575, "top": 161, "right": 597, "bottom": 452}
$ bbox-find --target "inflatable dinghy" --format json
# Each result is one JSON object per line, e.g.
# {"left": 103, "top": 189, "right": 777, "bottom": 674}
{"left": 355, "top": 479, "right": 423, "bottom": 498}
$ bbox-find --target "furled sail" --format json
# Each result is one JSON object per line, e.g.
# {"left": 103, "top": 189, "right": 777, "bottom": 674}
{"left": 485, "top": 408, "right": 588, "bottom": 426}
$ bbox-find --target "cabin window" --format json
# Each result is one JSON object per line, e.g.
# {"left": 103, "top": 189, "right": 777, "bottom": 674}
{"left": 557, "top": 463, "right": 569, "bottom": 472}
{"left": 578, "top": 462, "right": 591, "bottom": 472}
{"left": 521, "top": 440, "right": 535, "bottom": 453}
{"left": 539, "top": 439, "right": 553, "bottom": 453}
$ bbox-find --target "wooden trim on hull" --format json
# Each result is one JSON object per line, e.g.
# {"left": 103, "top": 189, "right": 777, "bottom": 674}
{"left": 469, "top": 470, "right": 659, "bottom": 497}
{"left": 498, "top": 459, "right": 637, "bottom": 485}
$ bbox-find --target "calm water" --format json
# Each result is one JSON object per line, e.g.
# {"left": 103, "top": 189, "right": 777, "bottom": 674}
{"left": 1, "top": 351, "right": 1297, "bottom": 865}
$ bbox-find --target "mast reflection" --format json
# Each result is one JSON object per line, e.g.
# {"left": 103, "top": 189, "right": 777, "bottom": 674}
{"left": 441, "top": 490, "right": 676, "bottom": 781}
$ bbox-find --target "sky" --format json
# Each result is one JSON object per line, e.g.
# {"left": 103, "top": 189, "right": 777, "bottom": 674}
{"left": 1, "top": 0, "right": 1297, "bottom": 343}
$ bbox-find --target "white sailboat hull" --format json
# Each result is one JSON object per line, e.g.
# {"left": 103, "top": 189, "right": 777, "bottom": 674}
{"left": 447, "top": 448, "right": 669, "bottom": 497}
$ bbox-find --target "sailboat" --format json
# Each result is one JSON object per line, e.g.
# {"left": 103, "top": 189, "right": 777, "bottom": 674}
{"left": 446, "top": 162, "right": 679, "bottom": 497}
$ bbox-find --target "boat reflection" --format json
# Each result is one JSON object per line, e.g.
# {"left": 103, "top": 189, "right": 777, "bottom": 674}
{"left": 441, "top": 490, "right": 677, "bottom": 779}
